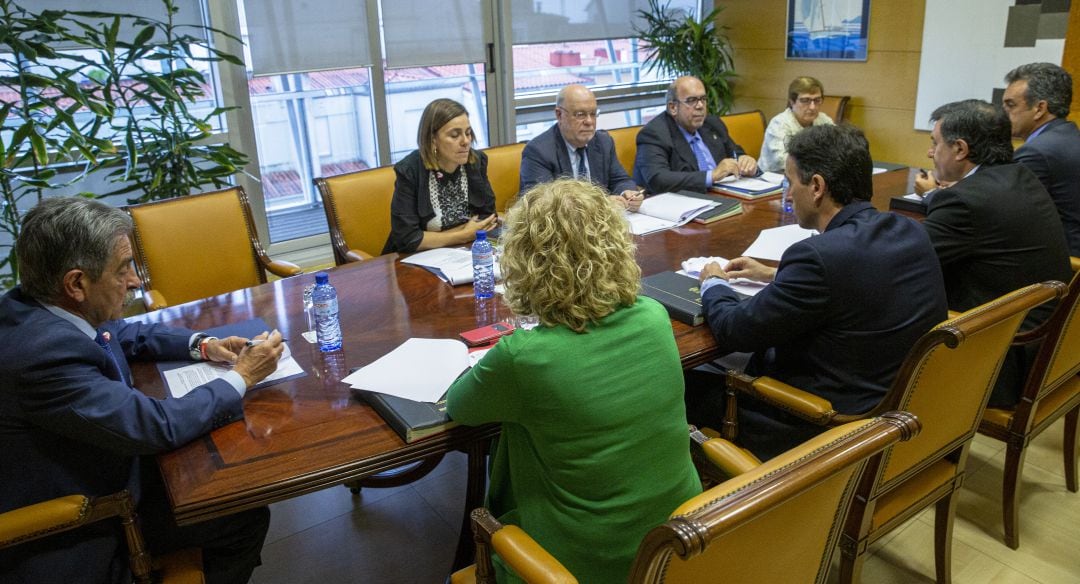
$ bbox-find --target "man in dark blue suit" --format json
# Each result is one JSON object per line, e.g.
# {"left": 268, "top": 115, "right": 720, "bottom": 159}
{"left": 519, "top": 84, "right": 643, "bottom": 209}
{"left": 921, "top": 99, "right": 1071, "bottom": 407}
{"left": 633, "top": 76, "right": 758, "bottom": 194}
{"left": 686, "top": 125, "right": 948, "bottom": 460}
{"left": 1003, "top": 62, "right": 1080, "bottom": 255}
{"left": 0, "top": 197, "right": 284, "bottom": 584}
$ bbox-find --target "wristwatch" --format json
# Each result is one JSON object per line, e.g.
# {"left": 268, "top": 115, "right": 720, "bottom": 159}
{"left": 189, "top": 333, "right": 215, "bottom": 360}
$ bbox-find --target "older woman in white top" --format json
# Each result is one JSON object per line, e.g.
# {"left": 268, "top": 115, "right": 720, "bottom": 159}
{"left": 758, "top": 77, "right": 835, "bottom": 173}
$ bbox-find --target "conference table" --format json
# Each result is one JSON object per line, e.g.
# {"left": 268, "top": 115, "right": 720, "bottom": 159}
{"left": 130, "top": 166, "right": 918, "bottom": 571}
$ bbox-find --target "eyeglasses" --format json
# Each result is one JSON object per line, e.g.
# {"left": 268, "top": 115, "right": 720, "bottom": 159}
{"left": 673, "top": 96, "right": 707, "bottom": 107}
{"left": 558, "top": 107, "right": 599, "bottom": 121}
{"left": 797, "top": 97, "right": 824, "bottom": 106}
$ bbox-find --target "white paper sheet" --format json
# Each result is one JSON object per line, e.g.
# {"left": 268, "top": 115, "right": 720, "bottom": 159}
{"left": 872, "top": 167, "right": 889, "bottom": 175}
{"left": 717, "top": 175, "right": 781, "bottom": 191}
{"left": 678, "top": 256, "right": 768, "bottom": 297}
{"left": 626, "top": 193, "right": 718, "bottom": 235}
{"left": 164, "top": 343, "right": 304, "bottom": 398}
{"left": 341, "top": 338, "right": 469, "bottom": 403}
{"left": 741, "top": 224, "right": 817, "bottom": 261}
{"left": 401, "top": 248, "right": 501, "bottom": 285}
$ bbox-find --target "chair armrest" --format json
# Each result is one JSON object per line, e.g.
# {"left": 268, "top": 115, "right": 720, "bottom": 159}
{"left": 727, "top": 371, "right": 837, "bottom": 425}
{"left": 695, "top": 433, "right": 762, "bottom": 477}
{"left": 345, "top": 249, "right": 373, "bottom": 263}
{"left": 490, "top": 525, "right": 578, "bottom": 584}
{"left": 264, "top": 259, "right": 302, "bottom": 278}
{"left": 0, "top": 495, "right": 90, "bottom": 547}
{"left": 947, "top": 310, "right": 962, "bottom": 319}
{"left": 143, "top": 289, "right": 169, "bottom": 311}
{"left": 1070, "top": 256, "right": 1080, "bottom": 273}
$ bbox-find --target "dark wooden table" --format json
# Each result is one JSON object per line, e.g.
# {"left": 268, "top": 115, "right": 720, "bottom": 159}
{"left": 130, "top": 166, "right": 916, "bottom": 570}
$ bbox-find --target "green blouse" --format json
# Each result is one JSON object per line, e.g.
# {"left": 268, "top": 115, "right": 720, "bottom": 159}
{"left": 447, "top": 296, "right": 701, "bottom": 583}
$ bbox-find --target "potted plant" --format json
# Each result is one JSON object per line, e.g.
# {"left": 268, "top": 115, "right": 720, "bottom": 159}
{"left": 0, "top": 0, "right": 248, "bottom": 289}
{"left": 634, "top": 0, "right": 737, "bottom": 115}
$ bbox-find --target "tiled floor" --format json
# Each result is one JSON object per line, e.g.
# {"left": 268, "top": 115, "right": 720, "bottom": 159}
{"left": 250, "top": 422, "right": 1080, "bottom": 584}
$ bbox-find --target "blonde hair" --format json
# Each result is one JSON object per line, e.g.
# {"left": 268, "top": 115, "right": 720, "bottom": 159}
{"left": 417, "top": 98, "right": 477, "bottom": 170}
{"left": 500, "top": 179, "right": 640, "bottom": 332}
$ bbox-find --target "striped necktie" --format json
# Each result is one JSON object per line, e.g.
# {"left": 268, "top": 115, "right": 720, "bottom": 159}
{"left": 575, "top": 147, "right": 588, "bottom": 179}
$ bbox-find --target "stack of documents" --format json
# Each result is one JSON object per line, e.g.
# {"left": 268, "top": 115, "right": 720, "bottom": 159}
{"left": 342, "top": 338, "right": 470, "bottom": 442}
{"left": 402, "top": 248, "right": 501, "bottom": 285}
{"left": 625, "top": 192, "right": 720, "bottom": 235}
{"left": 711, "top": 172, "right": 784, "bottom": 199}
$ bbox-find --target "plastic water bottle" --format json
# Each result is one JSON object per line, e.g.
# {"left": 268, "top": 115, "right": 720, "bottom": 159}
{"left": 472, "top": 230, "right": 495, "bottom": 299}
{"left": 312, "top": 272, "right": 342, "bottom": 352}
{"left": 781, "top": 176, "right": 793, "bottom": 213}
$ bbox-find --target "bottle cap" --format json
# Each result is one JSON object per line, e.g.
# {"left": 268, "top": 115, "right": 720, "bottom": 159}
{"left": 315, "top": 272, "right": 329, "bottom": 285}
{"left": 475, "top": 230, "right": 487, "bottom": 241}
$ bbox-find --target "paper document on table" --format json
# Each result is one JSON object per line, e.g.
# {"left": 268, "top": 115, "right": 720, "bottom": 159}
{"left": 718, "top": 175, "right": 782, "bottom": 191}
{"left": 164, "top": 343, "right": 303, "bottom": 398}
{"left": 872, "top": 167, "right": 889, "bottom": 175}
{"left": 678, "top": 256, "right": 768, "bottom": 297}
{"left": 402, "top": 248, "right": 501, "bottom": 285}
{"left": 741, "top": 224, "right": 817, "bottom": 261}
{"left": 342, "top": 338, "right": 469, "bottom": 403}
{"left": 626, "top": 192, "right": 718, "bottom": 235}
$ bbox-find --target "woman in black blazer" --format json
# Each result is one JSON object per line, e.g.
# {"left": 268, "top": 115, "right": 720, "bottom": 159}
{"left": 383, "top": 98, "right": 497, "bottom": 254}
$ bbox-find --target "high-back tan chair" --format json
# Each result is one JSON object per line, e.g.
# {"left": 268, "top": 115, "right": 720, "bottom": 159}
{"left": 821, "top": 95, "right": 851, "bottom": 123}
{"left": 315, "top": 166, "right": 396, "bottom": 265}
{"left": 450, "top": 413, "right": 920, "bottom": 584}
{"left": 481, "top": 142, "right": 526, "bottom": 214}
{"left": 979, "top": 270, "right": 1080, "bottom": 548}
{"left": 719, "top": 110, "right": 766, "bottom": 160}
{"left": 0, "top": 490, "right": 203, "bottom": 583}
{"left": 718, "top": 281, "right": 1065, "bottom": 583}
{"left": 126, "top": 186, "right": 301, "bottom": 310}
{"left": 607, "top": 125, "right": 641, "bottom": 178}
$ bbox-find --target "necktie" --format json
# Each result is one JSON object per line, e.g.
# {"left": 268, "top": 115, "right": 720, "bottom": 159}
{"left": 95, "top": 329, "right": 128, "bottom": 386}
{"left": 690, "top": 135, "right": 715, "bottom": 173}
{"left": 575, "top": 147, "right": 588, "bottom": 179}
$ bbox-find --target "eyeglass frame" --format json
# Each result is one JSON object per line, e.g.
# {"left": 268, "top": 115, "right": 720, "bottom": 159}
{"left": 796, "top": 96, "right": 824, "bottom": 106}
{"left": 556, "top": 106, "right": 600, "bottom": 121}
{"left": 671, "top": 95, "right": 708, "bottom": 108}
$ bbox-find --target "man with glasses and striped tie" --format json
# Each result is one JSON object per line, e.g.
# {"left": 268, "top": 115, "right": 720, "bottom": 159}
{"left": 0, "top": 197, "right": 283, "bottom": 584}
{"left": 520, "top": 84, "right": 645, "bottom": 211}
{"left": 634, "top": 75, "right": 758, "bottom": 194}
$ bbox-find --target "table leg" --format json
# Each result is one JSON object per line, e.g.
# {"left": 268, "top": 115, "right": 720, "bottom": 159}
{"left": 453, "top": 437, "right": 489, "bottom": 571}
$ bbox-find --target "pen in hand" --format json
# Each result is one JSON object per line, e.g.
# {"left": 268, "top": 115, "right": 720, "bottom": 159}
{"left": 246, "top": 338, "right": 287, "bottom": 347}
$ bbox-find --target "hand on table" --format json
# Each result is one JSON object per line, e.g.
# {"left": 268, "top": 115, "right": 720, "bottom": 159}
{"left": 724, "top": 256, "right": 776, "bottom": 283}
{"left": 234, "top": 330, "right": 285, "bottom": 389}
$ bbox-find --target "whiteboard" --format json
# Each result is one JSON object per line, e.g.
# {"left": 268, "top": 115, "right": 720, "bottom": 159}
{"left": 914, "top": 0, "right": 1065, "bottom": 131}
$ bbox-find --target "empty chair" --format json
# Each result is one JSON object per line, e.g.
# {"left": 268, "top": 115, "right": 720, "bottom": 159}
{"left": 716, "top": 281, "right": 1064, "bottom": 583}
{"left": 126, "top": 186, "right": 301, "bottom": 310}
{"left": 978, "top": 269, "right": 1080, "bottom": 548}
{"left": 315, "top": 166, "right": 396, "bottom": 265}
{"left": 718, "top": 110, "right": 767, "bottom": 160}
{"left": 0, "top": 490, "right": 203, "bottom": 583}
{"left": 451, "top": 412, "right": 920, "bottom": 584}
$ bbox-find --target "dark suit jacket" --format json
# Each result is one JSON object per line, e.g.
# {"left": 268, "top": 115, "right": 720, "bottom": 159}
{"left": 923, "top": 163, "right": 1072, "bottom": 406}
{"left": 702, "top": 202, "right": 948, "bottom": 459}
{"left": 1014, "top": 118, "right": 1080, "bottom": 255}
{"left": 633, "top": 113, "right": 744, "bottom": 194}
{"left": 519, "top": 124, "right": 636, "bottom": 195}
{"left": 0, "top": 288, "right": 244, "bottom": 583}
{"left": 383, "top": 149, "right": 497, "bottom": 254}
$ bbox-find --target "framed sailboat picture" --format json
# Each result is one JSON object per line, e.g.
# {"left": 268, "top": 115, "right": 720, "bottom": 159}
{"left": 786, "top": 0, "right": 870, "bottom": 61}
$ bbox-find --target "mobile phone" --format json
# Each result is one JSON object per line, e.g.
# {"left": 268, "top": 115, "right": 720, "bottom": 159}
{"left": 459, "top": 322, "right": 515, "bottom": 347}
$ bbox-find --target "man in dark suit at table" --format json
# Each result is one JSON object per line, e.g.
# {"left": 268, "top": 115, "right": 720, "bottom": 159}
{"left": 0, "top": 197, "right": 284, "bottom": 584}
{"left": 633, "top": 75, "right": 758, "bottom": 194}
{"left": 922, "top": 99, "right": 1071, "bottom": 407}
{"left": 686, "top": 124, "right": 948, "bottom": 460}
{"left": 1003, "top": 62, "right": 1080, "bottom": 255}
{"left": 520, "top": 84, "right": 644, "bottom": 210}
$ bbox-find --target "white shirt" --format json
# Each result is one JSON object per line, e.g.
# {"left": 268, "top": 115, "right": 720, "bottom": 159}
{"left": 758, "top": 109, "right": 835, "bottom": 173}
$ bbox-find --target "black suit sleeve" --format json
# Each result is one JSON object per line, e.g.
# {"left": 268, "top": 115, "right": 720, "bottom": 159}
{"left": 702, "top": 242, "right": 831, "bottom": 353}
{"left": 922, "top": 188, "right": 976, "bottom": 267}
{"left": 388, "top": 160, "right": 425, "bottom": 254}
{"left": 519, "top": 141, "right": 556, "bottom": 194}
{"left": 1013, "top": 147, "right": 1053, "bottom": 192}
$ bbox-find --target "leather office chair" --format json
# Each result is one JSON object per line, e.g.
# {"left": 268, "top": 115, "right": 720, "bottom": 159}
{"left": 0, "top": 490, "right": 204, "bottom": 584}
{"left": 821, "top": 95, "right": 851, "bottom": 123}
{"left": 126, "top": 186, "right": 301, "bottom": 310}
{"left": 978, "top": 270, "right": 1080, "bottom": 549}
{"left": 718, "top": 110, "right": 766, "bottom": 160}
{"left": 606, "top": 125, "right": 642, "bottom": 178}
{"left": 480, "top": 142, "right": 526, "bottom": 214}
{"left": 450, "top": 412, "right": 920, "bottom": 584}
{"left": 716, "top": 281, "right": 1065, "bottom": 583}
{"left": 315, "top": 165, "right": 396, "bottom": 265}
